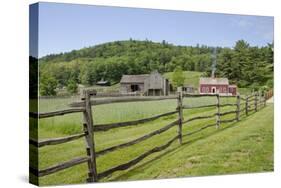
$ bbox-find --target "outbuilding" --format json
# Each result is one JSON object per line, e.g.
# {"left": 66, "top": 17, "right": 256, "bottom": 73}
{"left": 199, "top": 77, "right": 237, "bottom": 96}
{"left": 182, "top": 85, "right": 196, "bottom": 93}
{"left": 120, "top": 71, "right": 170, "bottom": 96}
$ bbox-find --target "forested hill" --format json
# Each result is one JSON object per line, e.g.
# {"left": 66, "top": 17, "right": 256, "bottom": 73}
{"left": 40, "top": 39, "right": 214, "bottom": 65}
{"left": 39, "top": 39, "right": 273, "bottom": 95}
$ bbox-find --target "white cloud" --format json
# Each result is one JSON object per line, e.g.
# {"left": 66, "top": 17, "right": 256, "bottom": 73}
{"left": 229, "top": 16, "right": 273, "bottom": 42}
{"left": 230, "top": 17, "right": 254, "bottom": 28}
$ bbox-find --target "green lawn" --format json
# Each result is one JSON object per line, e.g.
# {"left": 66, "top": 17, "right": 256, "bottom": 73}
{"left": 164, "top": 71, "right": 203, "bottom": 88}
{"left": 30, "top": 97, "right": 273, "bottom": 186}
{"left": 114, "top": 104, "right": 273, "bottom": 181}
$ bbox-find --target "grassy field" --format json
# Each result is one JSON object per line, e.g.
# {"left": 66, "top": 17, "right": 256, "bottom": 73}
{"left": 164, "top": 71, "right": 203, "bottom": 88}
{"left": 30, "top": 96, "right": 273, "bottom": 186}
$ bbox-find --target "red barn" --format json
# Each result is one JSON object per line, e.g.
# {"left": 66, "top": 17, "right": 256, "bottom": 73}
{"left": 199, "top": 77, "right": 237, "bottom": 96}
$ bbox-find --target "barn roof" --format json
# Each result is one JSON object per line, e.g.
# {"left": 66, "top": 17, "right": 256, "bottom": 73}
{"left": 120, "top": 74, "right": 149, "bottom": 83}
{"left": 97, "top": 80, "right": 109, "bottom": 84}
{"left": 199, "top": 77, "right": 229, "bottom": 85}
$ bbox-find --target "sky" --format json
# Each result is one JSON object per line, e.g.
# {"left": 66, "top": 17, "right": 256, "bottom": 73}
{"left": 31, "top": 2, "right": 274, "bottom": 58}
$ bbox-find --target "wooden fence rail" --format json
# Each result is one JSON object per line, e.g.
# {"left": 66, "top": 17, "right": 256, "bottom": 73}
{"left": 182, "top": 113, "right": 217, "bottom": 124}
{"left": 97, "top": 135, "right": 179, "bottom": 179}
{"left": 218, "top": 110, "right": 237, "bottom": 116}
{"left": 30, "top": 88, "right": 271, "bottom": 182}
{"left": 182, "top": 104, "right": 217, "bottom": 109}
{"left": 96, "top": 119, "right": 179, "bottom": 157}
{"left": 69, "top": 96, "right": 178, "bottom": 107}
{"left": 29, "top": 108, "right": 85, "bottom": 119}
{"left": 93, "top": 110, "right": 178, "bottom": 132}
{"left": 35, "top": 156, "right": 90, "bottom": 177}
{"left": 30, "top": 133, "right": 86, "bottom": 147}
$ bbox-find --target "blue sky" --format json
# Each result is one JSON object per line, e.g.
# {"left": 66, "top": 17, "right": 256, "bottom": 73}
{"left": 33, "top": 2, "right": 274, "bottom": 57}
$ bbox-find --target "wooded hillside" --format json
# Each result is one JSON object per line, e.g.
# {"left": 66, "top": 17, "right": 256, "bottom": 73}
{"left": 37, "top": 39, "right": 273, "bottom": 96}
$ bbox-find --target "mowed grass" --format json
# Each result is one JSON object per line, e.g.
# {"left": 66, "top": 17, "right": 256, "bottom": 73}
{"left": 164, "top": 71, "right": 203, "bottom": 88}
{"left": 113, "top": 104, "right": 273, "bottom": 181}
{"left": 30, "top": 96, "right": 273, "bottom": 185}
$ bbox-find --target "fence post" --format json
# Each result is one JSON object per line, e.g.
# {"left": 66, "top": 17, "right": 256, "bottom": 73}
{"left": 254, "top": 92, "right": 258, "bottom": 112}
{"left": 81, "top": 90, "right": 98, "bottom": 182}
{"left": 216, "top": 94, "right": 220, "bottom": 129}
{"left": 177, "top": 87, "right": 183, "bottom": 144}
{"left": 236, "top": 94, "right": 240, "bottom": 121}
{"left": 258, "top": 91, "right": 261, "bottom": 110}
{"left": 245, "top": 95, "right": 248, "bottom": 116}
{"left": 263, "top": 93, "right": 266, "bottom": 107}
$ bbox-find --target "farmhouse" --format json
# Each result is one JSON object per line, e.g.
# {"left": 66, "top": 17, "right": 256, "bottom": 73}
{"left": 199, "top": 77, "right": 237, "bottom": 96}
{"left": 120, "top": 71, "right": 170, "bottom": 96}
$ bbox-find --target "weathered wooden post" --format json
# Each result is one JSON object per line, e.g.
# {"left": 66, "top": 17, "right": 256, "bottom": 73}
{"left": 254, "top": 92, "right": 258, "bottom": 112}
{"left": 216, "top": 94, "right": 220, "bottom": 129}
{"left": 263, "top": 94, "right": 266, "bottom": 107}
{"left": 236, "top": 94, "right": 240, "bottom": 121}
{"left": 258, "top": 91, "right": 260, "bottom": 110}
{"left": 81, "top": 89, "right": 98, "bottom": 182}
{"left": 245, "top": 95, "right": 248, "bottom": 116}
{"left": 177, "top": 87, "right": 183, "bottom": 144}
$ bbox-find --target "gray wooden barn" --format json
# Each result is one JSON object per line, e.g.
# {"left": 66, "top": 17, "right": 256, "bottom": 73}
{"left": 120, "top": 71, "right": 170, "bottom": 96}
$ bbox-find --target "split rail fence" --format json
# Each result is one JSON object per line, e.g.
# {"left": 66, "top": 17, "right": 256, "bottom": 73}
{"left": 29, "top": 89, "right": 272, "bottom": 182}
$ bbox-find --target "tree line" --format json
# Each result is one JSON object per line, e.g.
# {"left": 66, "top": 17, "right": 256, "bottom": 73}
{"left": 37, "top": 39, "right": 273, "bottom": 96}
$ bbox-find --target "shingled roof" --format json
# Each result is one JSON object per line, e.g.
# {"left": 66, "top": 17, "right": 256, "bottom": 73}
{"left": 199, "top": 77, "right": 229, "bottom": 85}
{"left": 120, "top": 74, "right": 149, "bottom": 83}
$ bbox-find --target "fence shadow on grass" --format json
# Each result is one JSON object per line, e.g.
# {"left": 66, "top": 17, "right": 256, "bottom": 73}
{"left": 110, "top": 105, "right": 269, "bottom": 181}
{"left": 109, "top": 117, "right": 250, "bottom": 181}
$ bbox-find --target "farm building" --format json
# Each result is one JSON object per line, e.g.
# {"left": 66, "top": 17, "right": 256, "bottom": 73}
{"left": 96, "top": 79, "right": 110, "bottom": 86}
{"left": 120, "top": 71, "right": 170, "bottom": 96}
{"left": 199, "top": 77, "right": 237, "bottom": 96}
{"left": 182, "top": 85, "right": 196, "bottom": 93}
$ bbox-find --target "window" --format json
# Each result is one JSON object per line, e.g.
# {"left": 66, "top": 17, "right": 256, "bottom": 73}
{"left": 131, "top": 84, "right": 139, "bottom": 92}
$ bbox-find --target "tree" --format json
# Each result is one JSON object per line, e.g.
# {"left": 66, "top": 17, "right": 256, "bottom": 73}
{"left": 39, "top": 39, "right": 274, "bottom": 91}
{"left": 232, "top": 40, "right": 250, "bottom": 84}
{"left": 67, "top": 79, "right": 78, "bottom": 94}
{"left": 172, "top": 66, "right": 185, "bottom": 87}
{"left": 39, "top": 74, "right": 58, "bottom": 96}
